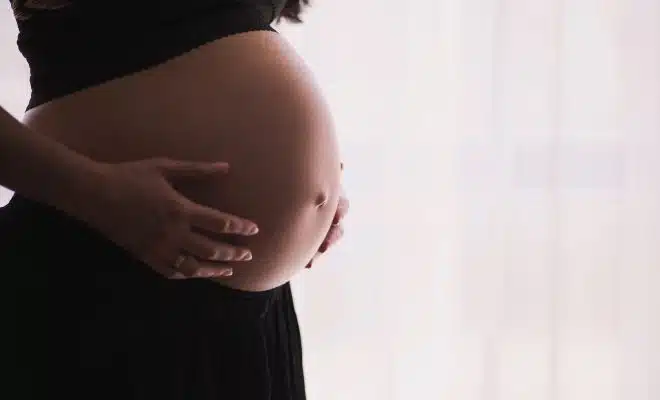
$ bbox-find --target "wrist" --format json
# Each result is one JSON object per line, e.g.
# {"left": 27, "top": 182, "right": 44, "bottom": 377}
{"left": 0, "top": 107, "right": 110, "bottom": 221}
{"left": 46, "top": 154, "right": 109, "bottom": 223}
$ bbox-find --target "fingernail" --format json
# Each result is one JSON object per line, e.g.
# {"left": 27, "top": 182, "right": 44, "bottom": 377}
{"left": 247, "top": 225, "right": 259, "bottom": 235}
{"left": 220, "top": 269, "right": 233, "bottom": 277}
{"left": 195, "top": 270, "right": 214, "bottom": 278}
{"left": 241, "top": 251, "right": 253, "bottom": 261}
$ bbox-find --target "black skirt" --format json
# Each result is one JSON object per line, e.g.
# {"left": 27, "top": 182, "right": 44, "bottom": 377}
{"left": 0, "top": 195, "right": 306, "bottom": 400}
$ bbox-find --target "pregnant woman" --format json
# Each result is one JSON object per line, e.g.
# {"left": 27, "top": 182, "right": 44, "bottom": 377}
{"left": 0, "top": 0, "right": 348, "bottom": 399}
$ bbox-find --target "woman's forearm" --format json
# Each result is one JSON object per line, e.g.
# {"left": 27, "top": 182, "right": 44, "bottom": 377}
{"left": 0, "top": 105, "right": 101, "bottom": 215}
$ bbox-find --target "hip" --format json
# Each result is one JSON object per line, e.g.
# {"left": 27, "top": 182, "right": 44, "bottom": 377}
{"left": 0, "top": 197, "right": 306, "bottom": 398}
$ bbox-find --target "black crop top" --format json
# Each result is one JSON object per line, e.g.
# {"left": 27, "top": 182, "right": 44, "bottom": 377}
{"left": 9, "top": 0, "right": 286, "bottom": 110}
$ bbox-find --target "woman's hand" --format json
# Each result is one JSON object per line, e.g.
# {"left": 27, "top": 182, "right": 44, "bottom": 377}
{"left": 0, "top": 107, "right": 255, "bottom": 278}
{"left": 83, "top": 158, "right": 259, "bottom": 279}
{"left": 306, "top": 166, "right": 349, "bottom": 269}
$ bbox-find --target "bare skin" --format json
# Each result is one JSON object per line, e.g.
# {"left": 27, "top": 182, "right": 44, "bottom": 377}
{"left": 22, "top": 31, "right": 343, "bottom": 291}
{"left": 306, "top": 176, "right": 349, "bottom": 269}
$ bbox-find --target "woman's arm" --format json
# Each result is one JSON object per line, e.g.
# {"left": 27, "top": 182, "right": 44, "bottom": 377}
{"left": 0, "top": 105, "right": 100, "bottom": 217}
{"left": 0, "top": 104, "right": 259, "bottom": 278}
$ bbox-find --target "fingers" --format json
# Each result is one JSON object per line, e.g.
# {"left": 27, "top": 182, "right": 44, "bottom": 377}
{"left": 333, "top": 195, "right": 350, "bottom": 225}
{"left": 146, "top": 262, "right": 187, "bottom": 280}
{"left": 170, "top": 254, "right": 235, "bottom": 279}
{"left": 185, "top": 201, "right": 259, "bottom": 236}
{"left": 307, "top": 221, "right": 345, "bottom": 270}
{"left": 143, "top": 241, "right": 245, "bottom": 280}
{"left": 156, "top": 158, "right": 259, "bottom": 235}
{"left": 156, "top": 159, "right": 230, "bottom": 179}
{"left": 140, "top": 230, "right": 251, "bottom": 280}
{"left": 320, "top": 224, "right": 344, "bottom": 253}
{"left": 175, "top": 232, "right": 252, "bottom": 278}
{"left": 139, "top": 251, "right": 188, "bottom": 280}
{"left": 182, "top": 232, "right": 252, "bottom": 262}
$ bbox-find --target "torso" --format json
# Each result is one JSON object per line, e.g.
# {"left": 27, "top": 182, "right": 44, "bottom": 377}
{"left": 22, "top": 31, "right": 342, "bottom": 291}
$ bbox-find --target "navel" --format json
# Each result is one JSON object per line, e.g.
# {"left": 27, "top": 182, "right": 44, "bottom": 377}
{"left": 314, "top": 191, "right": 329, "bottom": 208}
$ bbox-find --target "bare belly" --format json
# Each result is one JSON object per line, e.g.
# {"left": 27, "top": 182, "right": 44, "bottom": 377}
{"left": 22, "top": 31, "right": 342, "bottom": 291}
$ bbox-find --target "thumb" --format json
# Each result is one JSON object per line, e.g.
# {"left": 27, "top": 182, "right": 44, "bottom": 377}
{"left": 156, "top": 159, "right": 230, "bottom": 179}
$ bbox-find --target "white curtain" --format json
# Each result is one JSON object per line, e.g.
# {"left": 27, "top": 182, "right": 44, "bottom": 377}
{"left": 2, "top": 0, "right": 660, "bottom": 399}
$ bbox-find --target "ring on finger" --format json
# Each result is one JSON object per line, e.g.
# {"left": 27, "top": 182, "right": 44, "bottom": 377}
{"left": 173, "top": 254, "right": 192, "bottom": 270}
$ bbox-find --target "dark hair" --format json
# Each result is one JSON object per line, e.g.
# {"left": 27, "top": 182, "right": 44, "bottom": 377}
{"left": 277, "top": 0, "right": 310, "bottom": 24}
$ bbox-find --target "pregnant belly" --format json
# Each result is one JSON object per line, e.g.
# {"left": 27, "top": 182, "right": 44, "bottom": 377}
{"left": 22, "top": 31, "right": 342, "bottom": 291}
